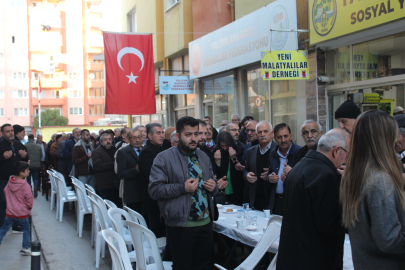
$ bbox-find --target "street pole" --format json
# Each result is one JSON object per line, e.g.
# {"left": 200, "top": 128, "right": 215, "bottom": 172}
{"left": 38, "top": 76, "right": 41, "bottom": 129}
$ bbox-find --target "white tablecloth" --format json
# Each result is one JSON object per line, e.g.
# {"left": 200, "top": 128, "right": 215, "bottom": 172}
{"left": 213, "top": 205, "right": 354, "bottom": 270}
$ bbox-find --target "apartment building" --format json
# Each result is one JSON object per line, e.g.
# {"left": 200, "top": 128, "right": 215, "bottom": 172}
{"left": 0, "top": 0, "right": 30, "bottom": 133}
{"left": 0, "top": 0, "right": 106, "bottom": 135}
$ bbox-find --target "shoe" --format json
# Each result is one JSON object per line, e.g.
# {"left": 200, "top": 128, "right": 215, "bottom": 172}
{"left": 34, "top": 189, "right": 38, "bottom": 198}
{"left": 20, "top": 248, "right": 31, "bottom": 256}
{"left": 12, "top": 227, "right": 23, "bottom": 234}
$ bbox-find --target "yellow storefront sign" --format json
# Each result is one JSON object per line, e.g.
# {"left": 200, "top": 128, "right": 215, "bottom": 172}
{"left": 309, "top": 0, "right": 405, "bottom": 45}
{"left": 261, "top": 51, "right": 309, "bottom": 81}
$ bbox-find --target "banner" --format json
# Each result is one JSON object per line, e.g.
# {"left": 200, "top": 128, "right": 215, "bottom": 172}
{"left": 103, "top": 32, "right": 156, "bottom": 115}
{"left": 261, "top": 51, "right": 309, "bottom": 80}
{"left": 159, "top": 76, "right": 193, "bottom": 94}
{"left": 309, "top": 0, "right": 405, "bottom": 45}
{"left": 189, "top": 0, "right": 297, "bottom": 79}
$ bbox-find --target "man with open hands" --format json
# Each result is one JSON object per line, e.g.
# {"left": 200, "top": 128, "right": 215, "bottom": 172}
{"left": 149, "top": 117, "right": 218, "bottom": 270}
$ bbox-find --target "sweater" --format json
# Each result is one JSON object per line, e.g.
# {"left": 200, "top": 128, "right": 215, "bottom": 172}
{"left": 4, "top": 176, "right": 33, "bottom": 218}
{"left": 349, "top": 171, "right": 405, "bottom": 269}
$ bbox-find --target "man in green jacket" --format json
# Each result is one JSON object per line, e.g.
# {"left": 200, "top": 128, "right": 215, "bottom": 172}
{"left": 25, "top": 134, "right": 42, "bottom": 197}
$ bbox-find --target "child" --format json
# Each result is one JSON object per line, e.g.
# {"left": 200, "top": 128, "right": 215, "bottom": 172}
{"left": 0, "top": 161, "right": 33, "bottom": 255}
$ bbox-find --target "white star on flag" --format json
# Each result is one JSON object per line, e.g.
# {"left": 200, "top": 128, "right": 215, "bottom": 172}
{"left": 126, "top": 72, "right": 138, "bottom": 84}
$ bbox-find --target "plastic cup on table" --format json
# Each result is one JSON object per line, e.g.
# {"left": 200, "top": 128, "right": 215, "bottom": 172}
{"left": 237, "top": 209, "right": 244, "bottom": 218}
{"left": 251, "top": 216, "right": 258, "bottom": 226}
{"left": 264, "top": 209, "right": 270, "bottom": 218}
{"left": 242, "top": 203, "right": 249, "bottom": 210}
{"left": 236, "top": 219, "right": 243, "bottom": 229}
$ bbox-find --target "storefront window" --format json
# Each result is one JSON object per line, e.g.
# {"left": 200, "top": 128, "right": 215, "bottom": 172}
{"left": 141, "top": 115, "right": 150, "bottom": 125}
{"left": 353, "top": 32, "right": 405, "bottom": 81}
{"left": 271, "top": 80, "right": 307, "bottom": 144}
{"left": 151, "top": 114, "right": 160, "bottom": 124}
{"left": 247, "top": 68, "right": 270, "bottom": 121}
{"left": 161, "top": 94, "right": 167, "bottom": 110}
{"left": 175, "top": 108, "right": 195, "bottom": 122}
{"left": 326, "top": 46, "right": 350, "bottom": 85}
{"left": 156, "top": 95, "right": 161, "bottom": 111}
{"left": 203, "top": 80, "right": 213, "bottom": 100}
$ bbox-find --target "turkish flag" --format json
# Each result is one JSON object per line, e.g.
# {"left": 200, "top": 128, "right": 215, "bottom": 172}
{"left": 103, "top": 32, "right": 156, "bottom": 115}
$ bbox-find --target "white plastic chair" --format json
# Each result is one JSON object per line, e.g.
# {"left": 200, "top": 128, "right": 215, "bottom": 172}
{"left": 93, "top": 193, "right": 113, "bottom": 229}
{"left": 54, "top": 176, "right": 77, "bottom": 222}
{"left": 214, "top": 215, "right": 283, "bottom": 270}
{"left": 89, "top": 196, "right": 110, "bottom": 268}
{"left": 52, "top": 170, "right": 73, "bottom": 191}
{"left": 124, "top": 206, "right": 166, "bottom": 250}
{"left": 72, "top": 182, "right": 92, "bottom": 237}
{"left": 85, "top": 183, "right": 96, "bottom": 193}
{"left": 72, "top": 177, "right": 91, "bottom": 209}
{"left": 102, "top": 230, "right": 133, "bottom": 270}
{"left": 86, "top": 188, "right": 99, "bottom": 248}
{"left": 104, "top": 199, "right": 118, "bottom": 209}
{"left": 47, "top": 170, "right": 57, "bottom": 211}
{"left": 267, "top": 253, "right": 278, "bottom": 270}
{"left": 126, "top": 221, "right": 172, "bottom": 270}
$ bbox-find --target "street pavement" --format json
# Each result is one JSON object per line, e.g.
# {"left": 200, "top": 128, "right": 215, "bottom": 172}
{"left": 30, "top": 190, "right": 112, "bottom": 269}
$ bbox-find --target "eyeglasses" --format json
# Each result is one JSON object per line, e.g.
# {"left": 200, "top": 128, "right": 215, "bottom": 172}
{"left": 340, "top": 146, "right": 348, "bottom": 153}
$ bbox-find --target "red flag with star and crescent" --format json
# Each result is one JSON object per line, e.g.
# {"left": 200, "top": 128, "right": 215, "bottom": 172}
{"left": 103, "top": 32, "right": 156, "bottom": 115}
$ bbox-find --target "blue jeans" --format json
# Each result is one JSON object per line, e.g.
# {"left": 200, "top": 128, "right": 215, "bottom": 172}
{"left": 0, "top": 180, "right": 7, "bottom": 227}
{"left": 0, "top": 217, "right": 30, "bottom": 249}
{"left": 78, "top": 174, "right": 95, "bottom": 189}
{"left": 28, "top": 168, "right": 39, "bottom": 188}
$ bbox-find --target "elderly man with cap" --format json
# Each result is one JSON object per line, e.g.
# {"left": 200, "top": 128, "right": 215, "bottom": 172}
{"left": 394, "top": 106, "right": 405, "bottom": 116}
{"left": 334, "top": 100, "right": 361, "bottom": 134}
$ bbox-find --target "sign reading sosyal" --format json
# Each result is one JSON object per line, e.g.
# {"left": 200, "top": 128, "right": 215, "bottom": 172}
{"left": 159, "top": 76, "right": 193, "bottom": 95}
{"left": 309, "top": 0, "right": 405, "bottom": 45}
{"left": 261, "top": 51, "right": 309, "bottom": 80}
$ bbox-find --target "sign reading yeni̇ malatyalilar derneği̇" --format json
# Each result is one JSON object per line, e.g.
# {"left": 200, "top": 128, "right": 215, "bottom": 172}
{"left": 261, "top": 50, "right": 309, "bottom": 80}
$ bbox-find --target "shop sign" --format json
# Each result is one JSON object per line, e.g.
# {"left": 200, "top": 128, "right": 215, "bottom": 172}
{"left": 203, "top": 77, "right": 234, "bottom": 95}
{"left": 159, "top": 76, "right": 193, "bottom": 94}
{"left": 335, "top": 52, "right": 379, "bottom": 83}
{"left": 363, "top": 93, "right": 380, "bottom": 103}
{"left": 309, "top": 0, "right": 405, "bottom": 45}
{"left": 261, "top": 51, "right": 309, "bottom": 80}
{"left": 189, "top": 0, "right": 297, "bottom": 79}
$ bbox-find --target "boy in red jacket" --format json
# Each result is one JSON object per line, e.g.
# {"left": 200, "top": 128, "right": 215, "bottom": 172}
{"left": 0, "top": 161, "right": 33, "bottom": 255}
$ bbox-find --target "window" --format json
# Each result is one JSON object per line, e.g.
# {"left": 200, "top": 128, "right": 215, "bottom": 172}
{"left": 127, "top": 7, "right": 137, "bottom": 32}
{"left": 68, "top": 72, "right": 81, "bottom": 80}
{"left": 0, "top": 53, "right": 3, "bottom": 59}
{"left": 13, "top": 72, "right": 27, "bottom": 80}
{"left": 13, "top": 90, "right": 28, "bottom": 98}
{"left": 69, "top": 107, "right": 83, "bottom": 115}
{"left": 52, "top": 90, "right": 62, "bottom": 98}
{"left": 32, "top": 90, "right": 45, "bottom": 99}
{"left": 14, "top": 108, "right": 28, "bottom": 116}
{"left": 0, "top": 90, "right": 4, "bottom": 98}
{"left": 0, "top": 108, "right": 3, "bottom": 117}
{"left": 12, "top": 36, "right": 15, "bottom": 43}
{"left": 68, "top": 89, "right": 82, "bottom": 98}
{"left": 166, "top": 0, "right": 179, "bottom": 11}
{"left": 32, "top": 2, "right": 36, "bottom": 7}
{"left": 67, "top": 21, "right": 74, "bottom": 28}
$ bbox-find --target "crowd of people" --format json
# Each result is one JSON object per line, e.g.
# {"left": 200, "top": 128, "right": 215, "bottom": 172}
{"left": 0, "top": 99, "right": 405, "bottom": 269}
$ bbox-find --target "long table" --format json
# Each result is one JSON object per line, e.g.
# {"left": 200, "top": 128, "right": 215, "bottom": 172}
{"left": 213, "top": 205, "right": 354, "bottom": 270}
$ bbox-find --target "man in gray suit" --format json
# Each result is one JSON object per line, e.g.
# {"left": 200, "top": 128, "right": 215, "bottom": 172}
{"left": 243, "top": 121, "right": 277, "bottom": 210}
{"left": 116, "top": 128, "right": 144, "bottom": 214}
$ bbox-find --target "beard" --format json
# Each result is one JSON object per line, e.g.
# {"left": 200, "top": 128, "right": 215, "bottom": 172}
{"left": 179, "top": 137, "right": 197, "bottom": 153}
{"left": 105, "top": 143, "right": 112, "bottom": 149}
{"left": 198, "top": 139, "right": 206, "bottom": 148}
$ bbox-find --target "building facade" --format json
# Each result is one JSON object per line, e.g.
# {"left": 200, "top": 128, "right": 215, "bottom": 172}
{"left": 308, "top": 0, "right": 405, "bottom": 130}
{"left": 0, "top": 0, "right": 107, "bottom": 135}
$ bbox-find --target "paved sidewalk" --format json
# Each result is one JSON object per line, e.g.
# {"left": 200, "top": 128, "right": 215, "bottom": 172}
{"left": 31, "top": 191, "right": 112, "bottom": 269}
{"left": 0, "top": 228, "right": 34, "bottom": 270}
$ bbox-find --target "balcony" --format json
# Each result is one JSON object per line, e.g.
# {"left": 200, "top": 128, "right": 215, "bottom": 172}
{"left": 31, "top": 80, "right": 63, "bottom": 88}
{"left": 32, "top": 97, "right": 65, "bottom": 106}
{"left": 88, "top": 96, "right": 105, "bottom": 105}
{"left": 88, "top": 62, "right": 104, "bottom": 71}
{"left": 88, "top": 80, "right": 104, "bottom": 88}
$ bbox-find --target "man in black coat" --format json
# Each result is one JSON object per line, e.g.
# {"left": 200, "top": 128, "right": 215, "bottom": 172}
{"left": 277, "top": 129, "right": 350, "bottom": 270}
{"left": 138, "top": 123, "right": 165, "bottom": 237}
{"left": 293, "top": 119, "right": 323, "bottom": 166}
{"left": 0, "top": 124, "right": 29, "bottom": 229}
{"left": 197, "top": 120, "right": 211, "bottom": 157}
{"left": 243, "top": 121, "right": 277, "bottom": 210}
{"left": 116, "top": 129, "right": 144, "bottom": 214}
{"left": 204, "top": 116, "right": 218, "bottom": 142}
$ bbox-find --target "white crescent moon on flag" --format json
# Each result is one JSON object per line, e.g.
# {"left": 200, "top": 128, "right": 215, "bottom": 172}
{"left": 117, "top": 47, "right": 144, "bottom": 71}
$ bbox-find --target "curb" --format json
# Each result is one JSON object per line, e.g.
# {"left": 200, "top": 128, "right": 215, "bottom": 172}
{"left": 32, "top": 219, "right": 49, "bottom": 270}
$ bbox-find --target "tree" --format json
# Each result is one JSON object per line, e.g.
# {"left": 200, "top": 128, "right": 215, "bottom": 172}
{"left": 34, "top": 109, "right": 68, "bottom": 130}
